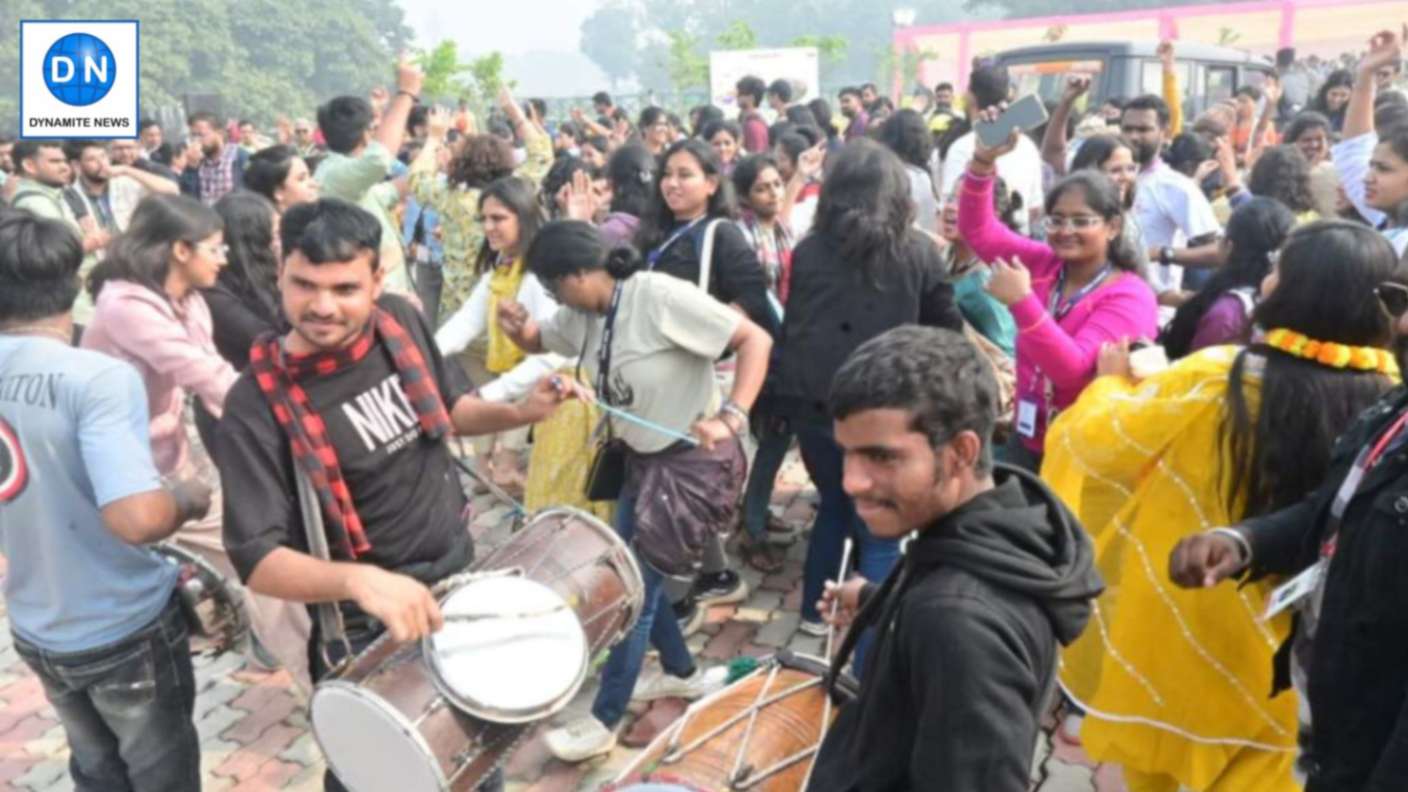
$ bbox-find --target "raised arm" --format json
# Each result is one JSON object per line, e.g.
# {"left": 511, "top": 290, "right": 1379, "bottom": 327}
{"left": 374, "top": 56, "right": 423, "bottom": 157}
{"left": 1161, "top": 42, "right": 1184, "bottom": 137}
{"left": 959, "top": 159, "right": 1058, "bottom": 275}
{"left": 1041, "top": 77, "right": 1090, "bottom": 177}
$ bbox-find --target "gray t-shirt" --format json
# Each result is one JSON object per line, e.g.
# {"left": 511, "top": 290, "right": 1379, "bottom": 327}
{"left": 0, "top": 336, "right": 176, "bottom": 652}
{"left": 540, "top": 272, "right": 740, "bottom": 454}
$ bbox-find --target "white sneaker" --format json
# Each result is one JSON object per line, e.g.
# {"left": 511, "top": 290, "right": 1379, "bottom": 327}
{"left": 797, "top": 618, "right": 828, "bottom": 638}
{"left": 544, "top": 716, "right": 617, "bottom": 763}
{"left": 631, "top": 665, "right": 730, "bottom": 702}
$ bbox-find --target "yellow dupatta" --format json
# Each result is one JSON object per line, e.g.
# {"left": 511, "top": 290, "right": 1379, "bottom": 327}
{"left": 485, "top": 256, "right": 527, "bottom": 374}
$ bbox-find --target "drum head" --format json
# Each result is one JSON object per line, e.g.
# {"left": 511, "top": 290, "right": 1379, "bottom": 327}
{"left": 427, "top": 576, "right": 588, "bottom": 723}
{"left": 310, "top": 683, "right": 446, "bottom": 792}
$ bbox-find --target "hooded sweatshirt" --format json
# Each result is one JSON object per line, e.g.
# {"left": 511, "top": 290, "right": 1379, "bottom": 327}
{"left": 808, "top": 464, "right": 1103, "bottom": 792}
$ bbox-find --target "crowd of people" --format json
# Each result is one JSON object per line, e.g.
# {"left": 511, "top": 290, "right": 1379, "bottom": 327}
{"left": 6, "top": 24, "right": 1408, "bottom": 792}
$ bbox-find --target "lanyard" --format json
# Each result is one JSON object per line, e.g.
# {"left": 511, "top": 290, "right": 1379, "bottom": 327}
{"left": 595, "top": 282, "right": 624, "bottom": 403}
{"left": 1322, "top": 407, "right": 1408, "bottom": 559}
{"left": 1048, "top": 264, "right": 1112, "bottom": 321}
{"left": 646, "top": 218, "right": 704, "bottom": 270}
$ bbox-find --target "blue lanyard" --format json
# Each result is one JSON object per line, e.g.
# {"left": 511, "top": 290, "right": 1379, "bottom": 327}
{"left": 1049, "top": 265, "right": 1112, "bottom": 320}
{"left": 646, "top": 218, "right": 704, "bottom": 271}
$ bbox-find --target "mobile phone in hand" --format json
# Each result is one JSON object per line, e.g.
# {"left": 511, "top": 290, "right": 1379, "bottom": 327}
{"left": 975, "top": 94, "right": 1049, "bottom": 149}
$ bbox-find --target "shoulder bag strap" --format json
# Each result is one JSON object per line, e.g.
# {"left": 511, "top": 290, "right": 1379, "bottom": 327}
{"left": 698, "top": 219, "right": 723, "bottom": 294}
{"left": 293, "top": 464, "right": 354, "bottom": 670}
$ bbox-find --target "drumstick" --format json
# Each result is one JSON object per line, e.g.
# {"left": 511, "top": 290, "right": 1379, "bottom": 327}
{"left": 824, "top": 538, "right": 853, "bottom": 662}
{"left": 443, "top": 604, "right": 568, "bottom": 623}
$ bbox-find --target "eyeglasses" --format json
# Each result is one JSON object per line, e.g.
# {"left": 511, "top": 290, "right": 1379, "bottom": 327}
{"left": 197, "top": 242, "right": 229, "bottom": 259}
{"left": 1377, "top": 282, "right": 1408, "bottom": 318}
{"left": 1042, "top": 215, "right": 1105, "bottom": 233}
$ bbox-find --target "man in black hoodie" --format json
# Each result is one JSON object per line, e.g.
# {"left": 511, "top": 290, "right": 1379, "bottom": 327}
{"left": 806, "top": 325, "right": 1104, "bottom": 791}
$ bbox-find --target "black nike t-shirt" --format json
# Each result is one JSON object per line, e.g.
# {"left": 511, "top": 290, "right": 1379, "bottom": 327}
{"left": 215, "top": 295, "right": 473, "bottom": 589}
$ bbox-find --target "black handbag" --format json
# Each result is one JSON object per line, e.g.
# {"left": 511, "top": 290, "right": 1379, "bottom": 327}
{"left": 584, "top": 437, "right": 627, "bottom": 501}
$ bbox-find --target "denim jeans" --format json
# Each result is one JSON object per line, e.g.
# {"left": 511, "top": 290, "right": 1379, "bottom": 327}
{"left": 13, "top": 596, "right": 199, "bottom": 792}
{"left": 591, "top": 490, "right": 697, "bottom": 727}
{"left": 741, "top": 413, "right": 793, "bottom": 541}
{"left": 413, "top": 261, "right": 445, "bottom": 330}
{"left": 311, "top": 616, "right": 504, "bottom": 792}
{"left": 796, "top": 421, "right": 901, "bottom": 675}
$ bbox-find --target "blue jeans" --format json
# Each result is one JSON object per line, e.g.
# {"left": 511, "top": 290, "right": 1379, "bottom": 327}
{"left": 796, "top": 421, "right": 901, "bottom": 639}
{"left": 13, "top": 596, "right": 199, "bottom": 792}
{"left": 741, "top": 414, "right": 793, "bottom": 541}
{"left": 591, "top": 490, "right": 697, "bottom": 727}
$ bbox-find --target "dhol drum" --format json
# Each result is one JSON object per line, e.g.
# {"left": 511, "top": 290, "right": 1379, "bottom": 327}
{"left": 609, "top": 651, "right": 858, "bottom": 792}
{"left": 153, "top": 542, "right": 248, "bottom": 656}
{"left": 309, "top": 507, "right": 645, "bottom": 792}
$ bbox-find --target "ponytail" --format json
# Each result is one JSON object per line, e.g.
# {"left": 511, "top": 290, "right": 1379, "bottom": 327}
{"left": 604, "top": 246, "right": 641, "bottom": 280}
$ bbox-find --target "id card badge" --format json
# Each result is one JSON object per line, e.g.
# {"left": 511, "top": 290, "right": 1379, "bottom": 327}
{"left": 1261, "top": 559, "right": 1327, "bottom": 622}
{"left": 1016, "top": 400, "right": 1038, "bottom": 439}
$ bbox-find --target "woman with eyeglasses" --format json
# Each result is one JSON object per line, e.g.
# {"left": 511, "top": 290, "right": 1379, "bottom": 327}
{"left": 1044, "top": 220, "right": 1408, "bottom": 792}
{"left": 1161, "top": 198, "right": 1295, "bottom": 360}
{"left": 203, "top": 190, "right": 285, "bottom": 370}
{"left": 81, "top": 193, "right": 311, "bottom": 684}
{"left": 960, "top": 129, "right": 1159, "bottom": 471}
{"left": 638, "top": 106, "right": 673, "bottom": 158}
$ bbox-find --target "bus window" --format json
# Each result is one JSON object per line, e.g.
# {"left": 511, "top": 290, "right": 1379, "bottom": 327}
{"left": 1206, "top": 65, "right": 1236, "bottom": 104}
{"left": 1006, "top": 59, "right": 1105, "bottom": 109}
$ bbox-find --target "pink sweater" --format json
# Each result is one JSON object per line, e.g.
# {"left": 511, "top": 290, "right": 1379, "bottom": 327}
{"left": 81, "top": 281, "right": 237, "bottom": 475}
{"left": 959, "top": 170, "right": 1159, "bottom": 452}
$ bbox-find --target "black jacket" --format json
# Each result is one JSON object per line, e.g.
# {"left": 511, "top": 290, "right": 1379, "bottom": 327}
{"left": 202, "top": 282, "right": 282, "bottom": 371}
{"left": 645, "top": 218, "right": 776, "bottom": 337}
{"left": 809, "top": 465, "right": 1103, "bottom": 792}
{"left": 1240, "top": 386, "right": 1408, "bottom": 792}
{"left": 771, "top": 229, "right": 962, "bottom": 425}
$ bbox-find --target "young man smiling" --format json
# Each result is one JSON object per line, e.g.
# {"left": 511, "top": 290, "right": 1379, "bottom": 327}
{"left": 807, "top": 325, "right": 1103, "bottom": 792}
{"left": 214, "top": 198, "right": 570, "bottom": 792}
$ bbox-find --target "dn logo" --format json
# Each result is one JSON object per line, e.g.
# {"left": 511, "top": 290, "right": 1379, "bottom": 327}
{"left": 42, "top": 33, "right": 116, "bottom": 107}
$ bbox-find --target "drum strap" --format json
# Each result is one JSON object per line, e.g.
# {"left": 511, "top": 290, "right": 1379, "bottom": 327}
{"left": 294, "top": 465, "right": 355, "bottom": 670}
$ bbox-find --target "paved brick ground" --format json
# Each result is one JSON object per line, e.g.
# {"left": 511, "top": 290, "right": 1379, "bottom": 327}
{"left": 0, "top": 456, "right": 1132, "bottom": 791}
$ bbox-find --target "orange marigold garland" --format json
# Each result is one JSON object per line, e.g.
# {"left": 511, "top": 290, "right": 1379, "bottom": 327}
{"left": 1264, "top": 328, "right": 1400, "bottom": 377}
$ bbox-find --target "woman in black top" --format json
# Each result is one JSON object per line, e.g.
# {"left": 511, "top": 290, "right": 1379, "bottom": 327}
{"left": 773, "top": 138, "right": 962, "bottom": 641}
{"left": 203, "top": 190, "right": 282, "bottom": 370}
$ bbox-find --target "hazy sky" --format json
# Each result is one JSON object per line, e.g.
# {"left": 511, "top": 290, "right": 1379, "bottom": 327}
{"left": 398, "top": 0, "right": 600, "bottom": 56}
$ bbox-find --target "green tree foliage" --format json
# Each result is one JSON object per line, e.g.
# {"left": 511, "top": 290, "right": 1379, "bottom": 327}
{"left": 663, "top": 30, "right": 711, "bottom": 93}
{"left": 715, "top": 21, "right": 759, "bottom": 51}
{"left": 580, "top": 0, "right": 642, "bottom": 89}
{"left": 0, "top": 0, "right": 412, "bottom": 134}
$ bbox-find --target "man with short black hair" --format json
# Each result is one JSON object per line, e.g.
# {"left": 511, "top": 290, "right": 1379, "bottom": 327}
{"left": 766, "top": 78, "right": 794, "bottom": 116}
{"left": 838, "top": 86, "right": 870, "bottom": 141}
{"left": 940, "top": 63, "right": 1045, "bottom": 232}
{"left": 929, "top": 81, "right": 962, "bottom": 136}
{"left": 0, "top": 210, "right": 213, "bottom": 792}
{"left": 185, "top": 110, "right": 248, "bottom": 204}
{"left": 138, "top": 118, "right": 163, "bottom": 158}
{"left": 807, "top": 325, "right": 1101, "bottom": 792}
{"left": 1121, "top": 94, "right": 1221, "bottom": 307}
{"left": 736, "top": 75, "right": 771, "bottom": 153}
{"left": 592, "top": 90, "right": 614, "bottom": 125}
{"left": 314, "top": 57, "right": 423, "bottom": 296}
{"left": 214, "top": 198, "right": 569, "bottom": 792}
{"left": 860, "top": 82, "right": 880, "bottom": 111}
{"left": 65, "top": 140, "right": 178, "bottom": 235}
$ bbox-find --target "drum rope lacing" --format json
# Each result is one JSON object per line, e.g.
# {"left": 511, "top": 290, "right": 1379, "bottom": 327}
{"left": 660, "top": 661, "right": 827, "bottom": 790}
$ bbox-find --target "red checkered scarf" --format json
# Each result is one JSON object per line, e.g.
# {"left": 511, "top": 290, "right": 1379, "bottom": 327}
{"left": 247, "top": 308, "right": 452, "bottom": 558}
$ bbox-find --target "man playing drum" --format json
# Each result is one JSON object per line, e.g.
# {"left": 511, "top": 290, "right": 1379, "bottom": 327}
{"left": 213, "top": 198, "right": 572, "bottom": 792}
{"left": 0, "top": 210, "right": 214, "bottom": 792}
{"left": 811, "top": 326, "right": 1104, "bottom": 791}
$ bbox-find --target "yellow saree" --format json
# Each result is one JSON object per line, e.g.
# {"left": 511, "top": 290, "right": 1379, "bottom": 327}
{"left": 1043, "top": 346, "right": 1299, "bottom": 792}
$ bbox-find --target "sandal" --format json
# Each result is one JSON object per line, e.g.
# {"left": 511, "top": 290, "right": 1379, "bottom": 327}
{"left": 740, "top": 535, "right": 785, "bottom": 574}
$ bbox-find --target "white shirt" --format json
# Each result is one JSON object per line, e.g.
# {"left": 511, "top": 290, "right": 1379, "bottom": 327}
{"left": 433, "top": 270, "right": 567, "bottom": 402}
{"left": 1334, "top": 131, "right": 1408, "bottom": 257}
{"left": 1133, "top": 160, "right": 1221, "bottom": 294}
{"left": 906, "top": 164, "right": 941, "bottom": 233}
{"left": 940, "top": 131, "right": 1045, "bottom": 233}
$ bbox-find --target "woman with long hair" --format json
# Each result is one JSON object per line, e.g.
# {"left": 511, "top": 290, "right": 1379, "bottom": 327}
{"left": 1070, "top": 134, "right": 1151, "bottom": 273}
{"left": 203, "top": 190, "right": 283, "bottom": 369}
{"left": 434, "top": 176, "right": 553, "bottom": 496}
{"left": 638, "top": 106, "right": 673, "bottom": 157}
{"left": 1247, "top": 144, "right": 1320, "bottom": 223}
{"left": 633, "top": 137, "right": 772, "bottom": 627}
{"left": 499, "top": 219, "right": 773, "bottom": 763}
{"left": 961, "top": 129, "right": 1158, "bottom": 471}
{"left": 1333, "top": 33, "right": 1408, "bottom": 257}
{"left": 702, "top": 120, "right": 743, "bottom": 176}
{"left": 242, "top": 144, "right": 319, "bottom": 213}
{"left": 595, "top": 142, "right": 655, "bottom": 246}
{"left": 1281, "top": 111, "right": 1339, "bottom": 218}
{"left": 1310, "top": 68, "right": 1354, "bottom": 133}
{"left": 939, "top": 179, "right": 1021, "bottom": 356}
{"left": 409, "top": 100, "right": 553, "bottom": 324}
{"left": 773, "top": 138, "right": 963, "bottom": 638}
{"left": 1046, "top": 221, "right": 1407, "bottom": 792}
{"left": 1161, "top": 197, "right": 1295, "bottom": 359}
{"left": 81, "top": 193, "right": 311, "bottom": 686}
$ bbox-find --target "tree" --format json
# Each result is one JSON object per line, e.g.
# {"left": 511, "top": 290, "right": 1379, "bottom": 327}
{"left": 417, "top": 40, "right": 472, "bottom": 103}
{"left": 662, "top": 30, "right": 710, "bottom": 94}
{"left": 580, "top": 0, "right": 641, "bottom": 89}
{"left": 715, "top": 20, "right": 758, "bottom": 51}
{"left": 792, "top": 34, "right": 850, "bottom": 82}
